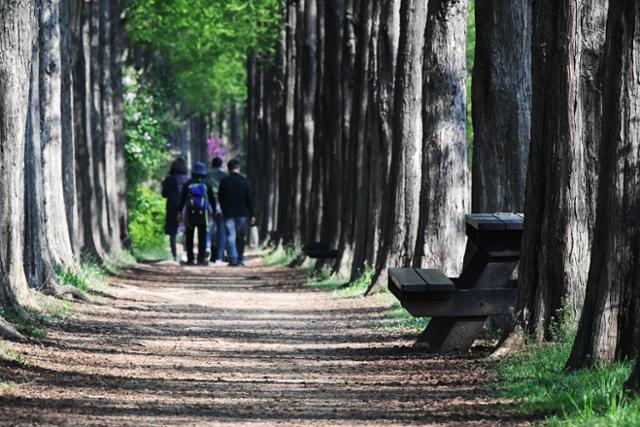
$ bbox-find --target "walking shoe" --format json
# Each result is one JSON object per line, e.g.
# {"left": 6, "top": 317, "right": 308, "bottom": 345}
{"left": 180, "top": 260, "right": 195, "bottom": 266}
{"left": 197, "top": 260, "right": 209, "bottom": 266}
{"left": 228, "top": 262, "right": 240, "bottom": 267}
{"left": 212, "top": 260, "right": 226, "bottom": 267}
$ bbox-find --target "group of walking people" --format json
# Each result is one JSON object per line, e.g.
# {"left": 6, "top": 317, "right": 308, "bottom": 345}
{"left": 162, "top": 156, "right": 255, "bottom": 267}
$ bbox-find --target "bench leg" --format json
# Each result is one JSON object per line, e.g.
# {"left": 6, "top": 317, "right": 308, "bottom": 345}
{"left": 416, "top": 317, "right": 486, "bottom": 353}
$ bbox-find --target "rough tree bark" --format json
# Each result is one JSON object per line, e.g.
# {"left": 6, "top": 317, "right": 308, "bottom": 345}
{"left": 22, "top": 0, "right": 77, "bottom": 294}
{"left": 282, "top": 0, "right": 298, "bottom": 244}
{"left": 300, "top": 0, "right": 318, "bottom": 243}
{"left": 497, "top": 0, "right": 608, "bottom": 352}
{"left": 364, "top": 0, "right": 401, "bottom": 294}
{"left": 333, "top": 0, "right": 358, "bottom": 275}
{"left": 567, "top": 0, "right": 640, "bottom": 371}
{"left": 370, "top": 0, "right": 427, "bottom": 290}
{"left": 471, "top": 0, "right": 531, "bottom": 213}
{"left": 414, "top": 0, "right": 469, "bottom": 277}
{"left": 347, "top": 0, "right": 374, "bottom": 281}
{"left": 319, "top": 0, "right": 344, "bottom": 253}
{"left": 110, "top": 0, "right": 129, "bottom": 248}
{"left": 0, "top": 0, "right": 38, "bottom": 311}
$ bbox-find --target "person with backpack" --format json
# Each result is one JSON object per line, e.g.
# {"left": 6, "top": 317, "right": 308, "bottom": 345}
{"left": 162, "top": 157, "right": 189, "bottom": 262}
{"left": 218, "top": 159, "right": 255, "bottom": 267}
{"left": 206, "top": 157, "right": 228, "bottom": 264}
{"left": 178, "top": 161, "right": 216, "bottom": 265}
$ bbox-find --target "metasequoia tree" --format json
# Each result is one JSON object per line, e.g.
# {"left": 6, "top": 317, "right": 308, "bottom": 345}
{"left": 498, "top": 0, "right": 608, "bottom": 351}
{"left": 566, "top": 0, "right": 640, "bottom": 371}
{"left": 0, "top": 0, "right": 38, "bottom": 316}
{"left": 362, "top": 0, "right": 401, "bottom": 288}
{"left": 349, "top": 0, "right": 378, "bottom": 280}
{"left": 319, "top": 0, "right": 345, "bottom": 253}
{"left": 370, "top": 0, "right": 427, "bottom": 289}
{"left": 472, "top": 0, "right": 531, "bottom": 213}
{"left": 414, "top": 0, "right": 469, "bottom": 276}
{"left": 300, "top": 0, "right": 318, "bottom": 243}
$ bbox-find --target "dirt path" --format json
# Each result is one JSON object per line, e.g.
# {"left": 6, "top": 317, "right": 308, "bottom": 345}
{"left": 0, "top": 254, "right": 530, "bottom": 426}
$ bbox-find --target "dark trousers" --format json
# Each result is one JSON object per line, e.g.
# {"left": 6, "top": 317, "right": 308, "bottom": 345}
{"left": 185, "top": 223, "right": 207, "bottom": 263}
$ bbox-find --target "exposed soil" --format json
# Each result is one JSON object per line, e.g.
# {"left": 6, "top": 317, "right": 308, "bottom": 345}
{"left": 0, "top": 253, "right": 533, "bottom": 426}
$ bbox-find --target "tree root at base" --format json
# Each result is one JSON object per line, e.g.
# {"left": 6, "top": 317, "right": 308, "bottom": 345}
{"left": 43, "top": 284, "right": 91, "bottom": 302}
{"left": 0, "top": 318, "right": 25, "bottom": 341}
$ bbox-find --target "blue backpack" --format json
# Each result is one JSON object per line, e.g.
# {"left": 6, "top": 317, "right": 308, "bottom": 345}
{"left": 187, "top": 182, "right": 208, "bottom": 225}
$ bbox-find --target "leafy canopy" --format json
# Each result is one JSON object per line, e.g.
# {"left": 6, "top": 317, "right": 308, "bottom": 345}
{"left": 127, "top": 0, "right": 281, "bottom": 112}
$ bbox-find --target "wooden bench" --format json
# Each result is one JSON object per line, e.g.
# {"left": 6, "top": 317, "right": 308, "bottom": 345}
{"left": 303, "top": 241, "right": 338, "bottom": 259}
{"left": 388, "top": 213, "right": 523, "bottom": 353}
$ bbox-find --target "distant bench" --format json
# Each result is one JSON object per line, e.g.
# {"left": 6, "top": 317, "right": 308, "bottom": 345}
{"left": 388, "top": 213, "right": 523, "bottom": 353}
{"left": 303, "top": 241, "right": 338, "bottom": 259}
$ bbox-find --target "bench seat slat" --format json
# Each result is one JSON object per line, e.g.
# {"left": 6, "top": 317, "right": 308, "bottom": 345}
{"left": 389, "top": 268, "right": 455, "bottom": 294}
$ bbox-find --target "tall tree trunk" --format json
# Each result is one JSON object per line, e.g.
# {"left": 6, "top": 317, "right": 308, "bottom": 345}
{"left": 365, "top": 0, "right": 400, "bottom": 293}
{"left": 370, "top": 0, "right": 427, "bottom": 289}
{"left": 99, "top": 0, "right": 121, "bottom": 254}
{"left": 413, "top": 0, "right": 469, "bottom": 276}
{"left": 300, "top": 0, "right": 318, "bottom": 244}
{"left": 471, "top": 0, "right": 531, "bottom": 213}
{"left": 34, "top": 0, "right": 76, "bottom": 274}
{"left": 0, "top": 0, "right": 38, "bottom": 308}
{"left": 567, "top": 0, "right": 640, "bottom": 371}
{"left": 230, "top": 102, "right": 241, "bottom": 150}
{"left": 334, "top": 0, "right": 357, "bottom": 275}
{"left": 310, "top": 0, "right": 326, "bottom": 247}
{"left": 282, "top": 0, "right": 298, "bottom": 244}
{"left": 347, "top": 0, "right": 374, "bottom": 281}
{"left": 60, "top": 0, "right": 79, "bottom": 255}
{"left": 499, "top": 0, "right": 608, "bottom": 350}
{"left": 110, "top": 0, "right": 129, "bottom": 249}
{"left": 319, "top": 0, "right": 344, "bottom": 252}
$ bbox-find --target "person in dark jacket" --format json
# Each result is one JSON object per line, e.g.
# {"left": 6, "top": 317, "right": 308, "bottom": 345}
{"left": 218, "top": 159, "right": 255, "bottom": 266}
{"left": 178, "top": 161, "right": 216, "bottom": 265}
{"left": 162, "top": 157, "right": 189, "bottom": 262}
{"left": 206, "top": 157, "right": 228, "bottom": 263}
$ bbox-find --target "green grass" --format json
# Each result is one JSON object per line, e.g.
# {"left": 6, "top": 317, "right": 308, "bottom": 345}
{"left": 375, "top": 299, "right": 430, "bottom": 331}
{"left": 55, "top": 259, "right": 109, "bottom": 294}
{"left": 0, "top": 309, "right": 47, "bottom": 339}
{"left": 265, "top": 245, "right": 302, "bottom": 266}
{"left": 304, "top": 266, "right": 348, "bottom": 290}
{"left": 36, "top": 296, "right": 75, "bottom": 322}
{"left": 0, "top": 343, "right": 28, "bottom": 365}
{"left": 334, "top": 266, "right": 374, "bottom": 298}
{"left": 132, "top": 244, "right": 171, "bottom": 262}
{"left": 495, "top": 341, "right": 640, "bottom": 426}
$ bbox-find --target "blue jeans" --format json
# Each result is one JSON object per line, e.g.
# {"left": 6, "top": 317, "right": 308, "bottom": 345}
{"left": 225, "top": 217, "right": 248, "bottom": 264}
{"left": 207, "top": 214, "right": 227, "bottom": 261}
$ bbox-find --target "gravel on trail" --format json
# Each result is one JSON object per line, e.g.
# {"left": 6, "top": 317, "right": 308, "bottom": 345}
{"left": 0, "top": 253, "right": 533, "bottom": 426}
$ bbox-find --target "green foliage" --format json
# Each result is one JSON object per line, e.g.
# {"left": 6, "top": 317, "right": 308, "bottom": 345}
{"left": 127, "top": 0, "right": 281, "bottom": 111}
{"left": 123, "top": 67, "right": 174, "bottom": 191}
{"left": 128, "top": 186, "right": 169, "bottom": 258}
{"left": 124, "top": 67, "right": 174, "bottom": 259}
{"left": 495, "top": 342, "right": 640, "bottom": 426}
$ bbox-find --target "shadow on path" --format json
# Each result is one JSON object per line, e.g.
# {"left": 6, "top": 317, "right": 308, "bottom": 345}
{"left": 0, "top": 254, "right": 533, "bottom": 426}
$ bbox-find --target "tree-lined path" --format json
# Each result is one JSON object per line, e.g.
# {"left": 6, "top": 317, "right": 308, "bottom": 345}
{"left": 0, "top": 255, "right": 528, "bottom": 426}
